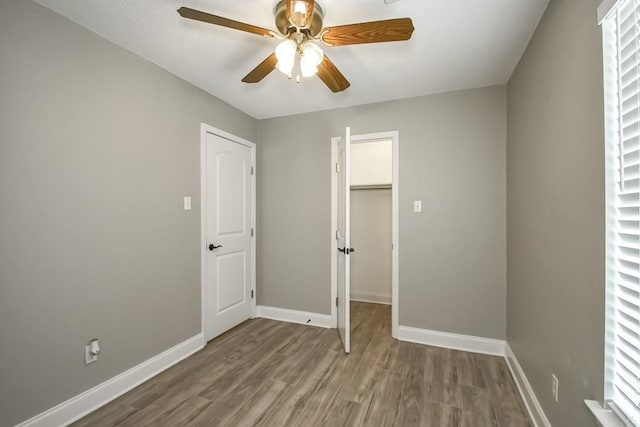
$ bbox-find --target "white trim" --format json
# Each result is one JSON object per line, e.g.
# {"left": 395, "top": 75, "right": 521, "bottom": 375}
{"left": 602, "top": 8, "right": 640, "bottom": 424}
{"left": 250, "top": 136, "right": 257, "bottom": 319}
{"left": 15, "top": 334, "right": 204, "bottom": 427}
{"left": 350, "top": 291, "right": 392, "bottom": 305}
{"left": 200, "top": 123, "right": 257, "bottom": 342}
{"left": 504, "top": 343, "right": 552, "bottom": 427}
{"left": 585, "top": 400, "right": 627, "bottom": 427}
{"left": 200, "top": 125, "right": 207, "bottom": 341}
{"left": 395, "top": 328, "right": 552, "bottom": 426}
{"left": 330, "top": 138, "right": 338, "bottom": 328}
{"left": 330, "top": 131, "right": 399, "bottom": 337}
{"left": 598, "top": 0, "right": 619, "bottom": 24}
{"left": 256, "top": 305, "right": 332, "bottom": 329}
{"left": 397, "top": 325, "right": 505, "bottom": 356}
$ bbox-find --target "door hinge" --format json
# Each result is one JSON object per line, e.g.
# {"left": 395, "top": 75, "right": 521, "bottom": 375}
{"left": 251, "top": 166, "right": 254, "bottom": 175}
{"left": 251, "top": 228, "right": 254, "bottom": 237}
{"left": 251, "top": 290, "right": 254, "bottom": 299}
{"left": 336, "top": 230, "right": 339, "bottom": 240}
{"left": 336, "top": 162, "right": 340, "bottom": 173}
{"left": 336, "top": 297, "right": 339, "bottom": 307}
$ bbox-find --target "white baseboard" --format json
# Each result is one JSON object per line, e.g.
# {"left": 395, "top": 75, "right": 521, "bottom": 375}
{"left": 350, "top": 291, "right": 391, "bottom": 305}
{"left": 397, "top": 325, "right": 505, "bottom": 356}
{"left": 16, "top": 334, "right": 204, "bottom": 427}
{"left": 256, "top": 305, "right": 332, "bottom": 329}
{"left": 396, "top": 327, "right": 550, "bottom": 426}
{"left": 505, "top": 343, "right": 552, "bottom": 427}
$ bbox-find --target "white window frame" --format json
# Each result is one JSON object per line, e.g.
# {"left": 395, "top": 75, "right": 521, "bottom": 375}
{"left": 595, "top": 1, "right": 640, "bottom": 426}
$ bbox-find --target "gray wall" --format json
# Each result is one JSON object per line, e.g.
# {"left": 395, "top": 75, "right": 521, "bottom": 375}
{"left": 506, "top": 0, "right": 604, "bottom": 425}
{"left": 257, "top": 86, "right": 507, "bottom": 339}
{"left": 0, "top": 1, "right": 256, "bottom": 425}
{"left": 350, "top": 188, "right": 392, "bottom": 303}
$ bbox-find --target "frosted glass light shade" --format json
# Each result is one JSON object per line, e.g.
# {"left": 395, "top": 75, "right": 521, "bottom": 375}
{"left": 275, "top": 39, "right": 297, "bottom": 76}
{"left": 300, "top": 42, "right": 324, "bottom": 77}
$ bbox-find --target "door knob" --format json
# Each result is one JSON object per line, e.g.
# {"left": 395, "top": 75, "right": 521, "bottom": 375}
{"left": 208, "top": 244, "right": 223, "bottom": 251}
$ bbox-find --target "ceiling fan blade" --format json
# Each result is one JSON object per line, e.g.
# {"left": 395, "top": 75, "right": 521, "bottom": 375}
{"left": 286, "top": 0, "right": 315, "bottom": 28}
{"left": 305, "top": 0, "right": 315, "bottom": 27}
{"left": 242, "top": 53, "right": 278, "bottom": 83}
{"left": 177, "top": 7, "right": 275, "bottom": 38}
{"left": 317, "top": 55, "right": 350, "bottom": 93}
{"left": 321, "top": 18, "right": 414, "bottom": 46}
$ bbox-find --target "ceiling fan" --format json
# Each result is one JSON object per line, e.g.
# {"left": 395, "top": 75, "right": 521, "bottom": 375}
{"left": 177, "top": 0, "right": 415, "bottom": 93}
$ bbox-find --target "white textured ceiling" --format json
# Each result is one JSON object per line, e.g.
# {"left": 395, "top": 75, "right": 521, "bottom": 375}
{"left": 34, "top": 0, "right": 549, "bottom": 119}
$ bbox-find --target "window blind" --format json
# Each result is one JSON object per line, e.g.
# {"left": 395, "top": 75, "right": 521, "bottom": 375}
{"left": 602, "top": 1, "right": 640, "bottom": 425}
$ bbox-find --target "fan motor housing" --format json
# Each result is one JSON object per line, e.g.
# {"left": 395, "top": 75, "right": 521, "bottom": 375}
{"left": 274, "top": 1, "right": 324, "bottom": 37}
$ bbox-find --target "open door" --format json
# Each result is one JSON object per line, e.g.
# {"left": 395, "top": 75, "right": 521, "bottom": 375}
{"left": 336, "top": 127, "right": 351, "bottom": 353}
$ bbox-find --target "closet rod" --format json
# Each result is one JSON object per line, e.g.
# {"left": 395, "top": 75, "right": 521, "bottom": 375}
{"left": 350, "top": 184, "right": 392, "bottom": 191}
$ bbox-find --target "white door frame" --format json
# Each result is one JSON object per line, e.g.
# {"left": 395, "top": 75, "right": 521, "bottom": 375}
{"left": 200, "top": 123, "right": 257, "bottom": 342}
{"left": 330, "top": 130, "right": 399, "bottom": 338}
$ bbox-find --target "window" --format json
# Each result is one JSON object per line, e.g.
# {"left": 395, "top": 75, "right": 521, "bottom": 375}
{"left": 601, "top": 0, "right": 640, "bottom": 425}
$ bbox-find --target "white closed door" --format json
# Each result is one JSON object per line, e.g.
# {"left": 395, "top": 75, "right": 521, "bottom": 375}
{"left": 205, "top": 132, "right": 253, "bottom": 342}
{"left": 336, "top": 127, "right": 351, "bottom": 353}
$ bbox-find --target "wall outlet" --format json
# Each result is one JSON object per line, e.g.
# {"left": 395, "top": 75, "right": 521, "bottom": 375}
{"left": 551, "top": 373, "right": 559, "bottom": 402}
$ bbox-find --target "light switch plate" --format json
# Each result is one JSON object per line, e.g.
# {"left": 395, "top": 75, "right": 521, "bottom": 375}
{"left": 413, "top": 200, "right": 422, "bottom": 213}
{"left": 184, "top": 197, "right": 192, "bottom": 211}
{"left": 85, "top": 345, "right": 98, "bottom": 365}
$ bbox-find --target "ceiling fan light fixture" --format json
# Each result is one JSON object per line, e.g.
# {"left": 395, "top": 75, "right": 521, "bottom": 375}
{"left": 294, "top": 1, "right": 307, "bottom": 14}
{"left": 178, "top": 2, "right": 414, "bottom": 93}
{"left": 289, "top": 0, "right": 310, "bottom": 27}
{"left": 275, "top": 39, "right": 297, "bottom": 76}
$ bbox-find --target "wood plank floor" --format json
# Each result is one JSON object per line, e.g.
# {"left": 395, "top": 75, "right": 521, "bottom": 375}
{"left": 73, "top": 302, "right": 531, "bottom": 426}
